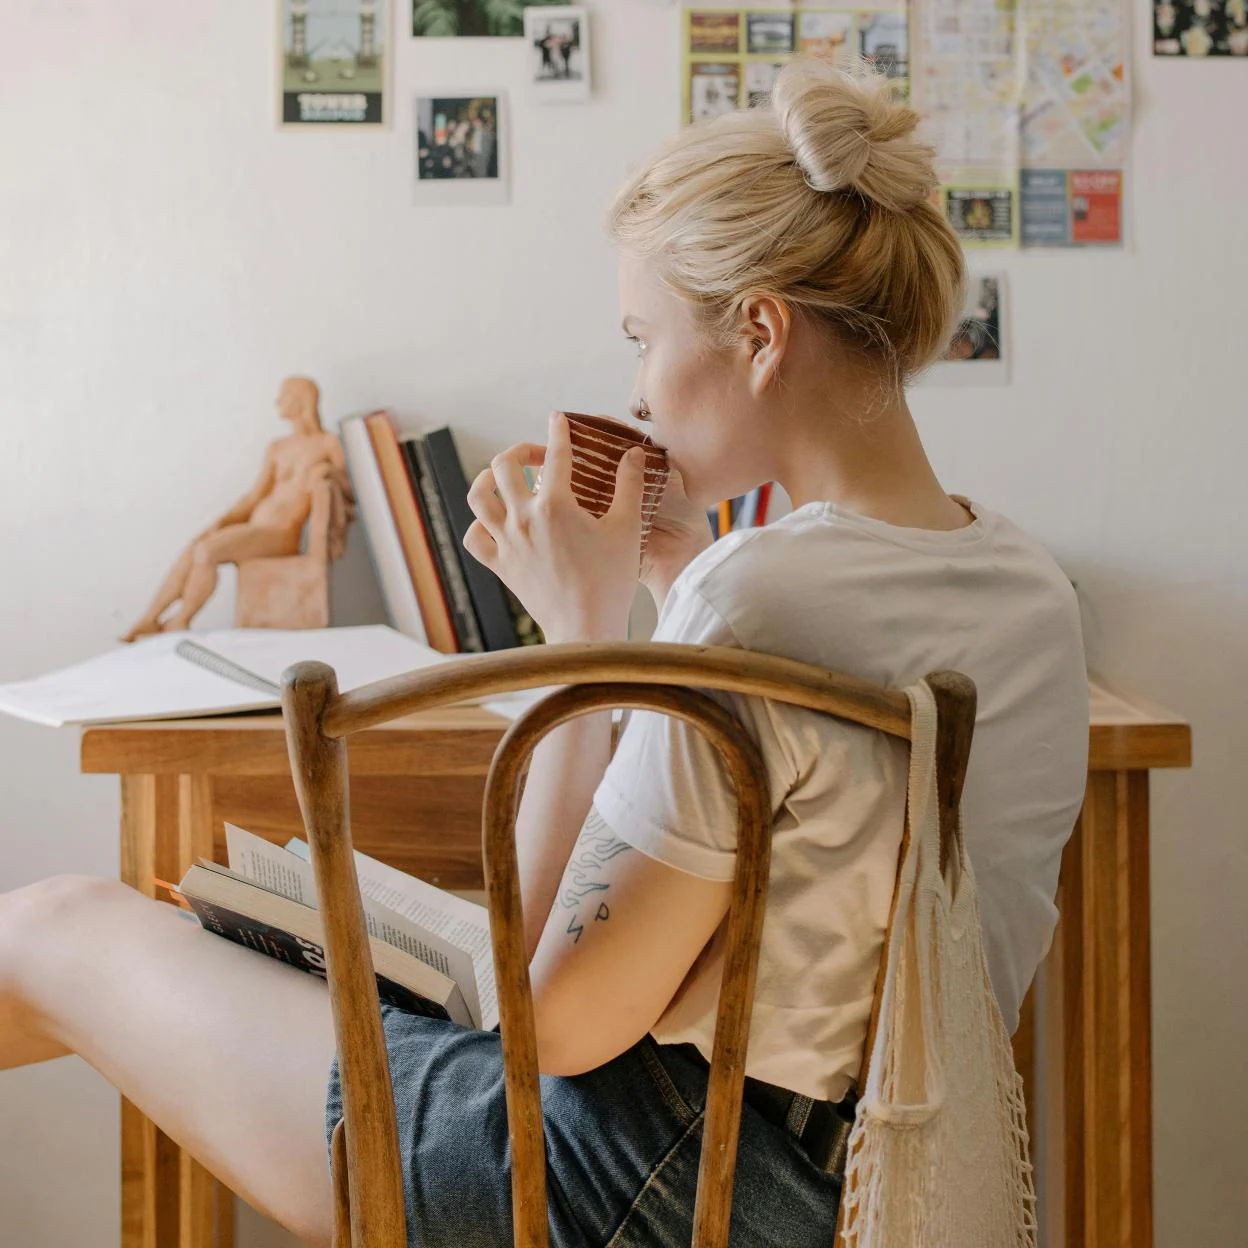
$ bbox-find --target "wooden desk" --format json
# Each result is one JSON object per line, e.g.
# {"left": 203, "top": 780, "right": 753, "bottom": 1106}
{"left": 80, "top": 678, "right": 1190, "bottom": 1248}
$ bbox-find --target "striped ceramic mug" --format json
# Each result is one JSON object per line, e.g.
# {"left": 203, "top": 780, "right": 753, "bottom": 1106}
{"left": 549, "top": 413, "right": 670, "bottom": 551}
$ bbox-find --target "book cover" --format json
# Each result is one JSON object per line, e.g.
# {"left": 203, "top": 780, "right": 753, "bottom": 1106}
{"left": 401, "top": 436, "right": 485, "bottom": 653}
{"left": 421, "top": 426, "right": 522, "bottom": 651}
{"left": 183, "top": 893, "right": 454, "bottom": 1022}
{"left": 339, "top": 414, "right": 428, "bottom": 642}
{"left": 364, "top": 413, "right": 459, "bottom": 654}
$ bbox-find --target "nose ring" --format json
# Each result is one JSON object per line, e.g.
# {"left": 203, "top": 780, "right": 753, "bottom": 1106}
{"left": 637, "top": 399, "right": 651, "bottom": 421}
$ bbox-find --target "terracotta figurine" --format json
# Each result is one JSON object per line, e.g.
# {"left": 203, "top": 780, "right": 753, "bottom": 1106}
{"left": 121, "top": 377, "right": 354, "bottom": 641}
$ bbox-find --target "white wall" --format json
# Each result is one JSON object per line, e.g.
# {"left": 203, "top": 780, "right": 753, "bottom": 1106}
{"left": 1, "top": 3, "right": 1244, "bottom": 1245}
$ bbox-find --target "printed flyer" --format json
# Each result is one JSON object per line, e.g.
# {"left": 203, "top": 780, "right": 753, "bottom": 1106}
{"left": 279, "top": 0, "right": 389, "bottom": 127}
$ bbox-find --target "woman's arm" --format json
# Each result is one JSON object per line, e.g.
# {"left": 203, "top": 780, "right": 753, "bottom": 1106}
{"left": 514, "top": 707, "right": 614, "bottom": 961}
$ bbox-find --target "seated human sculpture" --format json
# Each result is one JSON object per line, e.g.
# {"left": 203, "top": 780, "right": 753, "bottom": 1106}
{"left": 121, "top": 376, "right": 354, "bottom": 641}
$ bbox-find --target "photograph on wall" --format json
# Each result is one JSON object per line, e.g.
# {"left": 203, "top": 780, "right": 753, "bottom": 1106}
{"left": 945, "top": 187, "right": 1015, "bottom": 246}
{"left": 413, "top": 0, "right": 564, "bottom": 37}
{"left": 279, "top": 0, "right": 389, "bottom": 126}
{"left": 797, "top": 11, "right": 854, "bottom": 62}
{"left": 689, "top": 62, "right": 740, "bottom": 122}
{"left": 859, "top": 10, "right": 908, "bottom": 78}
{"left": 524, "top": 6, "right": 591, "bottom": 102}
{"left": 689, "top": 10, "right": 741, "bottom": 54}
{"left": 746, "top": 12, "right": 795, "bottom": 54}
{"left": 745, "top": 60, "right": 786, "bottom": 107}
{"left": 925, "top": 273, "right": 1008, "bottom": 386}
{"left": 1154, "top": 0, "right": 1248, "bottom": 55}
{"left": 414, "top": 93, "right": 509, "bottom": 205}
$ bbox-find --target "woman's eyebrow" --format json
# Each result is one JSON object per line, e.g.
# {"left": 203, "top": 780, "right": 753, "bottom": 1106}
{"left": 621, "top": 316, "right": 646, "bottom": 334}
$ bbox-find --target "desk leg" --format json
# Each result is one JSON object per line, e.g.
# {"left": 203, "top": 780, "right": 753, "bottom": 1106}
{"left": 1058, "top": 770, "right": 1153, "bottom": 1248}
{"left": 119, "top": 774, "right": 235, "bottom": 1248}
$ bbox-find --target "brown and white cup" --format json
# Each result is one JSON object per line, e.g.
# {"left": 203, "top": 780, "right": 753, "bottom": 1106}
{"left": 542, "top": 412, "right": 669, "bottom": 551}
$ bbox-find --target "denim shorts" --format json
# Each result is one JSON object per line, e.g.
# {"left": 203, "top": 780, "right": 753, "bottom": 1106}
{"left": 326, "top": 1004, "right": 842, "bottom": 1247}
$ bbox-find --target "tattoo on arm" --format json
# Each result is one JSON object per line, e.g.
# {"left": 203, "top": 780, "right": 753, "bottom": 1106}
{"left": 561, "top": 805, "right": 632, "bottom": 944}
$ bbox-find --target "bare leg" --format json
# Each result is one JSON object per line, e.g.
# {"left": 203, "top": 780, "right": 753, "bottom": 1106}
{"left": 1, "top": 875, "right": 339, "bottom": 1247}
{"left": 164, "top": 524, "right": 301, "bottom": 632}
{"left": 120, "top": 546, "right": 197, "bottom": 641}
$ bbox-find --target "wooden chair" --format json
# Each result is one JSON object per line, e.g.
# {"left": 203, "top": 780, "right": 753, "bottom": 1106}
{"left": 280, "top": 642, "right": 976, "bottom": 1248}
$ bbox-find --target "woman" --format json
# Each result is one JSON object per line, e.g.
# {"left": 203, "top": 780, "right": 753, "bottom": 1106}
{"left": 0, "top": 61, "right": 1088, "bottom": 1246}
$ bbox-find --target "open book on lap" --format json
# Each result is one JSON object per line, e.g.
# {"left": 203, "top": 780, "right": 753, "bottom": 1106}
{"left": 176, "top": 823, "right": 497, "bottom": 1031}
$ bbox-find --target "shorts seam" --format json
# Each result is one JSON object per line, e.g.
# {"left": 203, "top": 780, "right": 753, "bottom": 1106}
{"left": 603, "top": 1108, "right": 705, "bottom": 1248}
{"left": 638, "top": 1038, "right": 699, "bottom": 1127}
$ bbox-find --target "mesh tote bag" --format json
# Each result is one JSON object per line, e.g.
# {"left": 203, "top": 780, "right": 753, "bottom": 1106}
{"left": 837, "top": 679, "right": 1038, "bottom": 1248}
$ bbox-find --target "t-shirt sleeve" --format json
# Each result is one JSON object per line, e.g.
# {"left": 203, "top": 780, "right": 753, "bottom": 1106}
{"left": 592, "top": 574, "right": 800, "bottom": 881}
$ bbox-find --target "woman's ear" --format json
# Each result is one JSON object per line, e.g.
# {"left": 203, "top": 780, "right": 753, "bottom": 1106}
{"left": 739, "top": 293, "right": 789, "bottom": 394}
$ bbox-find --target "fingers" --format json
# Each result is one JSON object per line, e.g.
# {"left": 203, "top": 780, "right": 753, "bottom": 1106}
{"left": 462, "top": 518, "right": 497, "bottom": 568}
{"left": 543, "top": 412, "right": 573, "bottom": 494}
{"left": 606, "top": 446, "right": 646, "bottom": 527}
{"left": 466, "top": 465, "right": 506, "bottom": 539}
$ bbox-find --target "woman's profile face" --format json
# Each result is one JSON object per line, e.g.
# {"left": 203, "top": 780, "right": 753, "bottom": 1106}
{"left": 617, "top": 252, "right": 765, "bottom": 507}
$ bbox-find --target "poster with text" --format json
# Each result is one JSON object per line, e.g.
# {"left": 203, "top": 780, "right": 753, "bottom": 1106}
{"left": 279, "top": 0, "right": 389, "bottom": 126}
{"left": 1154, "top": 1, "right": 1248, "bottom": 55}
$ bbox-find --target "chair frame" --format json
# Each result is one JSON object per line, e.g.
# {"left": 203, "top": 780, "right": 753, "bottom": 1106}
{"left": 280, "top": 641, "right": 976, "bottom": 1248}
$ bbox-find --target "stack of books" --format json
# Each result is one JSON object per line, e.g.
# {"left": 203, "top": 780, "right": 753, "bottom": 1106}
{"left": 340, "top": 413, "right": 540, "bottom": 653}
{"left": 708, "top": 482, "right": 773, "bottom": 540}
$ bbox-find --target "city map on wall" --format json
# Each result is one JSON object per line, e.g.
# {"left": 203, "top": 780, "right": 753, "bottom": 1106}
{"left": 680, "top": 1, "right": 1131, "bottom": 249}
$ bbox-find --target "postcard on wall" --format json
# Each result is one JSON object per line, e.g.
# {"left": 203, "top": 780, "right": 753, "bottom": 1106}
{"left": 925, "top": 273, "right": 1008, "bottom": 386}
{"left": 1154, "top": 0, "right": 1248, "bottom": 55}
{"left": 681, "top": 6, "right": 911, "bottom": 127}
{"left": 414, "top": 92, "right": 509, "bottom": 206}
{"left": 278, "top": 0, "right": 390, "bottom": 127}
{"left": 414, "top": 0, "right": 565, "bottom": 37}
{"left": 524, "top": 6, "right": 591, "bottom": 102}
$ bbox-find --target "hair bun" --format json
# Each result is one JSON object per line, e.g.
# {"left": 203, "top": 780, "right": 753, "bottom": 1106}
{"left": 773, "top": 59, "right": 936, "bottom": 212}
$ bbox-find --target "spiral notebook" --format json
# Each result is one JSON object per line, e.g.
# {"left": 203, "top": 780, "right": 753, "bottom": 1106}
{"left": 0, "top": 626, "right": 545, "bottom": 728}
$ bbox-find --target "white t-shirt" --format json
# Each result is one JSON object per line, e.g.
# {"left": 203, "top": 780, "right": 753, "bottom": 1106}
{"left": 593, "top": 495, "right": 1089, "bottom": 1102}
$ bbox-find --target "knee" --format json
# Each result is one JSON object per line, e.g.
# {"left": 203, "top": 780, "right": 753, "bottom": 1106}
{"left": 1, "top": 874, "right": 126, "bottom": 955}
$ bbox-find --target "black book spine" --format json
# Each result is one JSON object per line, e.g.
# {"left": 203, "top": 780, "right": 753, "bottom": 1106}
{"left": 404, "top": 437, "right": 485, "bottom": 653}
{"left": 185, "top": 896, "right": 451, "bottom": 1022}
{"left": 422, "top": 426, "right": 522, "bottom": 650}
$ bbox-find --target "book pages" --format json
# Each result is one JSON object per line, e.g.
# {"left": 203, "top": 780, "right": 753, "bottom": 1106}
{"left": 227, "top": 823, "right": 489, "bottom": 1029}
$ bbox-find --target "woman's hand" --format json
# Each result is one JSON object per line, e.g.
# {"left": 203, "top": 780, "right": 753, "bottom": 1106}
{"left": 638, "top": 466, "right": 713, "bottom": 610}
{"left": 463, "top": 412, "right": 647, "bottom": 645}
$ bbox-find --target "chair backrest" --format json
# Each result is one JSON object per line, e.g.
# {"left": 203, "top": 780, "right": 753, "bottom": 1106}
{"left": 280, "top": 641, "right": 976, "bottom": 1248}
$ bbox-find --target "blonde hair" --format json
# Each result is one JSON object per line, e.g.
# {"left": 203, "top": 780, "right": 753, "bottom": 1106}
{"left": 608, "top": 59, "right": 965, "bottom": 386}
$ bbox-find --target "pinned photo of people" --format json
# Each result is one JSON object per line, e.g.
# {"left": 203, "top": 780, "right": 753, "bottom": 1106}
{"left": 279, "top": 0, "right": 388, "bottom": 126}
{"left": 926, "top": 273, "right": 1009, "bottom": 385}
{"left": 524, "top": 6, "right": 591, "bottom": 102}
{"left": 943, "top": 275, "right": 1002, "bottom": 363}
{"left": 414, "top": 94, "right": 509, "bottom": 205}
